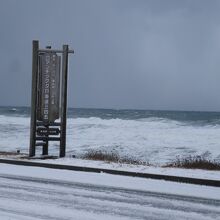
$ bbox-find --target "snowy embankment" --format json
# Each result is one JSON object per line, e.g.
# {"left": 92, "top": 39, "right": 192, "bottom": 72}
{"left": 0, "top": 152, "right": 220, "bottom": 181}
{"left": 37, "top": 157, "right": 220, "bottom": 181}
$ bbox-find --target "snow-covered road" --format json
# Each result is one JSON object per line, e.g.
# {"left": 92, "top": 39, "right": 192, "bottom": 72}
{"left": 0, "top": 164, "right": 219, "bottom": 220}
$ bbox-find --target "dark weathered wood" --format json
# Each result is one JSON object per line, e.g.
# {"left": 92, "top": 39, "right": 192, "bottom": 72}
{"left": 42, "top": 125, "right": 49, "bottom": 155}
{"left": 42, "top": 142, "right": 48, "bottom": 154}
{"left": 30, "top": 41, "right": 73, "bottom": 158}
{"left": 38, "top": 49, "right": 74, "bottom": 53}
{"left": 29, "top": 40, "right": 39, "bottom": 157}
{"left": 35, "top": 142, "right": 46, "bottom": 146}
{"left": 36, "top": 122, "right": 61, "bottom": 126}
{"left": 60, "top": 45, "right": 69, "bottom": 157}
{"left": 36, "top": 137, "right": 61, "bottom": 141}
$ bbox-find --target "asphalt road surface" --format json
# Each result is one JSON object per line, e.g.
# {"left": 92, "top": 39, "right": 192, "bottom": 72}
{"left": 0, "top": 174, "right": 219, "bottom": 220}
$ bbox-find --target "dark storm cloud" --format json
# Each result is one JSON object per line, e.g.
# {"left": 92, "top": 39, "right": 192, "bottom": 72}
{"left": 0, "top": 0, "right": 220, "bottom": 111}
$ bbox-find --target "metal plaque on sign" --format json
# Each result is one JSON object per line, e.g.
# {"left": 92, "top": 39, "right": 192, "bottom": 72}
{"left": 37, "top": 127, "right": 60, "bottom": 136}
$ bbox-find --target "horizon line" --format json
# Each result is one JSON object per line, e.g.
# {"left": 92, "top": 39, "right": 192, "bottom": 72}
{"left": 0, "top": 105, "right": 220, "bottom": 113}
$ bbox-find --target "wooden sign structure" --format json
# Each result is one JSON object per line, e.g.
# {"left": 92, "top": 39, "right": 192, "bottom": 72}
{"left": 29, "top": 40, "right": 74, "bottom": 157}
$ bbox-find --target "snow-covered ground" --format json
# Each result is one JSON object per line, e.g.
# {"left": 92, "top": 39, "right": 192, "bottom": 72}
{"left": 31, "top": 157, "right": 220, "bottom": 181}
{"left": 0, "top": 164, "right": 219, "bottom": 220}
{"left": 1, "top": 153, "right": 220, "bottom": 180}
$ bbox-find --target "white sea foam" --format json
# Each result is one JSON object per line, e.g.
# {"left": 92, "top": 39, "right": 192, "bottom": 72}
{"left": 0, "top": 115, "right": 220, "bottom": 164}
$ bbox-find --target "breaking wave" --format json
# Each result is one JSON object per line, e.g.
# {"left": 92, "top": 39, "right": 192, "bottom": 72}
{"left": 1, "top": 111, "right": 220, "bottom": 164}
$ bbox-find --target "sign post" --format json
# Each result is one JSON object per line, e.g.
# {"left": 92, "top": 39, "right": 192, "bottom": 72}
{"left": 29, "top": 40, "right": 74, "bottom": 157}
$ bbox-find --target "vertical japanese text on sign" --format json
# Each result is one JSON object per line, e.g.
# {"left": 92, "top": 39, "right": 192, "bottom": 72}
{"left": 37, "top": 52, "right": 61, "bottom": 123}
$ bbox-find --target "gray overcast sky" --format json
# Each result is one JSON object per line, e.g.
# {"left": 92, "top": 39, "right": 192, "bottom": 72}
{"left": 0, "top": 0, "right": 220, "bottom": 111}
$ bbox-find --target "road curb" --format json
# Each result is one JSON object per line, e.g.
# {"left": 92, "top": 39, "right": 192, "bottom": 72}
{"left": 0, "top": 158, "right": 219, "bottom": 187}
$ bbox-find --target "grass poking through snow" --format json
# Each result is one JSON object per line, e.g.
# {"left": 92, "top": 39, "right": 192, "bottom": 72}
{"left": 164, "top": 155, "right": 220, "bottom": 170}
{"left": 82, "top": 150, "right": 149, "bottom": 165}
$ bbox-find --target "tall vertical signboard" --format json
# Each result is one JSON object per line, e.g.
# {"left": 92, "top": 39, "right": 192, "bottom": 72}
{"left": 29, "top": 41, "right": 74, "bottom": 157}
{"left": 37, "top": 52, "right": 60, "bottom": 122}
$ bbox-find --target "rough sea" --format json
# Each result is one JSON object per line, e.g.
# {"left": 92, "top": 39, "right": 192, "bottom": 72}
{"left": 0, "top": 106, "right": 220, "bottom": 165}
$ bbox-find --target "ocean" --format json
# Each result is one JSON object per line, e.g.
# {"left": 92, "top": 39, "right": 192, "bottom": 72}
{"left": 0, "top": 106, "right": 220, "bottom": 165}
